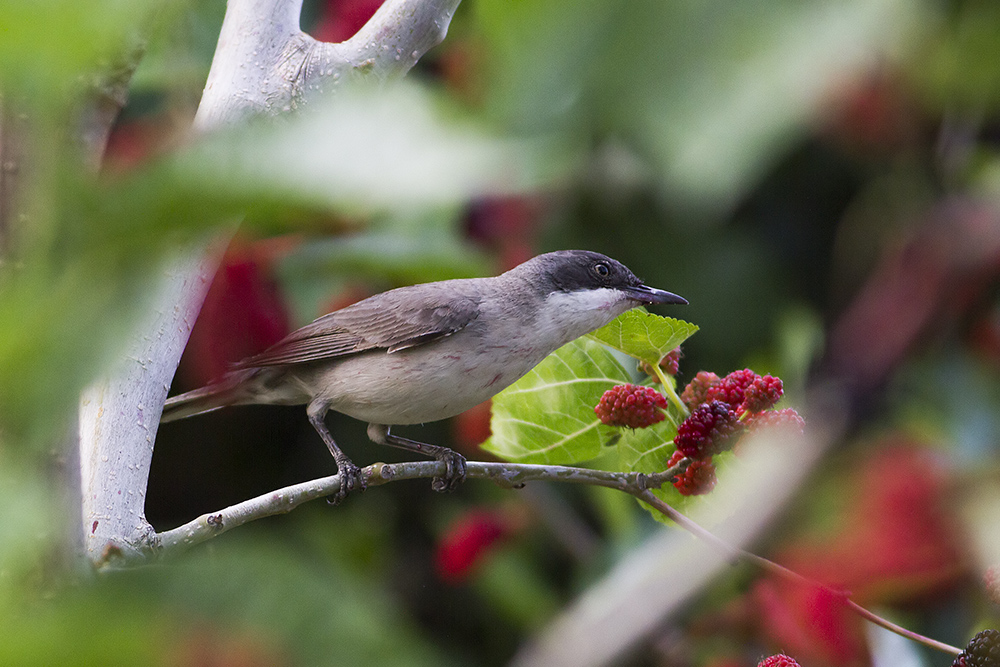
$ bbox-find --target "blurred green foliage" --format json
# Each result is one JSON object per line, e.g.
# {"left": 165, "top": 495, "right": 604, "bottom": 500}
{"left": 3, "top": 0, "right": 1000, "bottom": 664}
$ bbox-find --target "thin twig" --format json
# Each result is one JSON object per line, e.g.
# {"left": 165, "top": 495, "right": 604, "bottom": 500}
{"left": 633, "top": 489, "right": 963, "bottom": 656}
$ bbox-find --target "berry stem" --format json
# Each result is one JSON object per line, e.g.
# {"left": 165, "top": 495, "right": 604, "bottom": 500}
{"left": 652, "top": 363, "right": 688, "bottom": 418}
{"left": 633, "top": 489, "right": 963, "bottom": 657}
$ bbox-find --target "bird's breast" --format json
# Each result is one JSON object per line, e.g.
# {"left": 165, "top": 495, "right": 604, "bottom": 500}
{"left": 305, "top": 332, "right": 548, "bottom": 425}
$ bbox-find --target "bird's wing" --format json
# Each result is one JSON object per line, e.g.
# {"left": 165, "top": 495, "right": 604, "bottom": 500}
{"left": 233, "top": 283, "right": 482, "bottom": 368}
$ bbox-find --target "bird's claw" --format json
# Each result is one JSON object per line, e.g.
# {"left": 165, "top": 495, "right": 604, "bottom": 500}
{"left": 328, "top": 461, "right": 367, "bottom": 505}
{"left": 431, "top": 450, "right": 467, "bottom": 493}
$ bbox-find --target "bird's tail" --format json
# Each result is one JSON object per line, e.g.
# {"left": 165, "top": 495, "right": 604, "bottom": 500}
{"left": 160, "top": 371, "right": 255, "bottom": 423}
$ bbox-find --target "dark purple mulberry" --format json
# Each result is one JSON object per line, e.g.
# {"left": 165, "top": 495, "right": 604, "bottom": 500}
{"left": 673, "top": 400, "right": 744, "bottom": 458}
{"left": 953, "top": 629, "right": 1000, "bottom": 667}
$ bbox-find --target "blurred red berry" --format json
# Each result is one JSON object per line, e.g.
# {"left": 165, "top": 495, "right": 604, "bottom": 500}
{"left": 758, "top": 654, "right": 801, "bottom": 667}
{"left": 681, "top": 371, "right": 721, "bottom": 411}
{"left": 595, "top": 384, "right": 668, "bottom": 429}
{"left": 667, "top": 450, "right": 717, "bottom": 496}
{"left": 310, "top": 0, "right": 383, "bottom": 42}
{"left": 436, "top": 510, "right": 515, "bottom": 583}
{"left": 674, "top": 400, "right": 744, "bottom": 459}
{"left": 986, "top": 567, "right": 1000, "bottom": 606}
{"left": 706, "top": 368, "right": 759, "bottom": 410}
{"left": 179, "top": 241, "right": 291, "bottom": 387}
{"left": 753, "top": 579, "right": 865, "bottom": 667}
{"left": 452, "top": 400, "right": 492, "bottom": 453}
{"left": 741, "top": 375, "right": 784, "bottom": 414}
{"left": 748, "top": 408, "right": 805, "bottom": 436}
{"left": 465, "top": 196, "right": 544, "bottom": 270}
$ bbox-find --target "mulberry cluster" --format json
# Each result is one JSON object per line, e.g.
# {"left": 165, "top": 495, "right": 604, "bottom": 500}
{"left": 954, "top": 629, "right": 1000, "bottom": 667}
{"left": 667, "top": 368, "right": 804, "bottom": 496}
{"left": 673, "top": 400, "right": 743, "bottom": 459}
{"left": 594, "top": 384, "right": 667, "bottom": 429}
{"left": 686, "top": 368, "right": 785, "bottom": 416}
{"left": 758, "top": 655, "right": 801, "bottom": 667}
{"left": 666, "top": 451, "right": 716, "bottom": 496}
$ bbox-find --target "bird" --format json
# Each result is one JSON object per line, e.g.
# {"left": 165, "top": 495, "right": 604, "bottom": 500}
{"left": 160, "top": 249, "right": 687, "bottom": 502}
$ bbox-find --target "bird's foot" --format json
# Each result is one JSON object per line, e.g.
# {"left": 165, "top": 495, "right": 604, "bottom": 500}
{"left": 367, "top": 424, "right": 468, "bottom": 494}
{"left": 431, "top": 449, "right": 467, "bottom": 493}
{"left": 328, "top": 460, "right": 367, "bottom": 505}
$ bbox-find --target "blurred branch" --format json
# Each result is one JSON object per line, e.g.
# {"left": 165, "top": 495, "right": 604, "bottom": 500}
{"left": 0, "top": 98, "right": 26, "bottom": 255}
{"left": 78, "top": 0, "right": 466, "bottom": 568}
{"left": 195, "top": 0, "right": 463, "bottom": 129}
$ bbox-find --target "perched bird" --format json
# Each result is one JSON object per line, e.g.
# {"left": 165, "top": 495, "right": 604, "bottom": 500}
{"left": 161, "top": 250, "right": 686, "bottom": 502}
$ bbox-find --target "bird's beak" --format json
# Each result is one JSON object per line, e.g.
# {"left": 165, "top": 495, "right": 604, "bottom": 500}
{"left": 623, "top": 284, "right": 688, "bottom": 306}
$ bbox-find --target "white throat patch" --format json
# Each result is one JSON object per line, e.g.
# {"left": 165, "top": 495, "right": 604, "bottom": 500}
{"left": 539, "top": 287, "right": 633, "bottom": 343}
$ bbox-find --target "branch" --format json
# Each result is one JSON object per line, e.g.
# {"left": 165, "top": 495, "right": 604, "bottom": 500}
{"left": 147, "top": 460, "right": 686, "bottom": 564}
{"left": 130, "top": 453, "right": 961, "bottom": 658}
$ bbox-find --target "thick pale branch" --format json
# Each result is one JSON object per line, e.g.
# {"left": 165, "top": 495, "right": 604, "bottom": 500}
{"left": 79, "top": 0, "right": 466, "bottom": 569}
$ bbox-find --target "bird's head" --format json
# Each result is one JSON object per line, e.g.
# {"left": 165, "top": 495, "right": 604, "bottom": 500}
{"left": 509, "top": 250, "right": 686, "bottom": 340}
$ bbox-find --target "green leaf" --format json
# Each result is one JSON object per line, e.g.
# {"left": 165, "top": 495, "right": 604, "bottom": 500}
{"left": 588, "top": 309, "right": 698, "bottom": 365}
{"left": 481, "top": 337, "right": 630, "bottom": 464}
{"left": 616, "top": 417, "right": 678, "bottom": 476}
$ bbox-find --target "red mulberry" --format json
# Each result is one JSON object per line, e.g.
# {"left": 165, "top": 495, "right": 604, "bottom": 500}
{"left": 758, "top": 656, "right": 801, "bottom": 667}
{"left": 680, "top": 371, "right": 721, "bottom": 411}
{"left": 706, "top": 368, "right": 758, "bottom": 410}
{"left": 747, "top": 408, "right": 805, "bottom": 435}
{"left": 667, "top": 450, "right": 717, "bottom": 496}
{"left": 741, "top": 374, "right": 784, "bottom": 414}
{"left": 594, "top": 384, "right": 668, "bottom": 429}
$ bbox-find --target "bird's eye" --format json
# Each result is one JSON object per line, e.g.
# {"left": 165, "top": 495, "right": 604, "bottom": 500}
{"left": 594, "top": 263, "right": 610, "bottom": 277}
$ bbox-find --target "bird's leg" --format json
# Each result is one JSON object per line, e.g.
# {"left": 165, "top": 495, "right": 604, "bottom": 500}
{"left": 307, "top": 401, "right": 365, "bottom": 504}
{"left": 366, "top": 423, "right": 467, "bottom": 492}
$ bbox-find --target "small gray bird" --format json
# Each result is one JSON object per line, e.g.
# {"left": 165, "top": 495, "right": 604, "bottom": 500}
{"left": 161, "top": 250, "right": 686, "bottom": 502}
